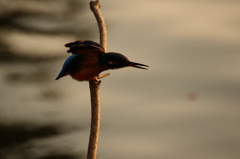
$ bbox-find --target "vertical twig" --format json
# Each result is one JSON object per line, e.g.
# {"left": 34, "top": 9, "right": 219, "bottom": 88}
{"left": 90, "top": 0, "right": 107, "bottom": 50}
{"left": 87, "top": 80, "right": 101, "bottom": 159}
{"left": 87, "top": 0, "right": 107, "bottom": 159}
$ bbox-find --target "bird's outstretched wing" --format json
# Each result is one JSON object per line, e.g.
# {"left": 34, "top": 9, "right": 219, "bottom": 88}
{"left": 65, "top": 40, "right": 105, "bottom": 55}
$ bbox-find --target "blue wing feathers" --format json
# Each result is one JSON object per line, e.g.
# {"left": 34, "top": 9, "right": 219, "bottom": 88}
{"left": 55, "top": 55, "right": 79, "bottom": 80}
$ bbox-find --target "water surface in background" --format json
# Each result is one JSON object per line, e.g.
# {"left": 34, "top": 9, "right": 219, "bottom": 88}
{"left": 0, "top": 0, "right": 240, "bottom": 159}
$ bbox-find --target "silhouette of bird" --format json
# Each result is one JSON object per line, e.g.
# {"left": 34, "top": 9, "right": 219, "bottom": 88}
{"left": 56, "top": 40, "right": 148, "bottom": 81}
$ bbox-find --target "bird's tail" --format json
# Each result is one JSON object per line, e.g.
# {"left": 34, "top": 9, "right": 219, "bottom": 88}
{"left": 129, "top": 62, "right": 149, "bottom": 70}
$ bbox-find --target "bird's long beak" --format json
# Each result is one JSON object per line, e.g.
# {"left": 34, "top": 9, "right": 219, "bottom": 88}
{"left": 129, "top": 62, "right": 149, "bottom": 70}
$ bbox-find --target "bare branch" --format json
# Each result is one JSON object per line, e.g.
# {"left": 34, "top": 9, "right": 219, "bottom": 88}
{"left": 87, "top": 80, "right": 101, "bottom": 159}
{"left": 89, "top": 0, "right": 107, "bottom": 50}
{"left": 87, "top": 0, "right": 107, "bottom": 159}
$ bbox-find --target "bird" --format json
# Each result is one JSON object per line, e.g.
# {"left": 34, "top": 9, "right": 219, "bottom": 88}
{"left": 55, "top": 40, "right": 148, "bottom": 81}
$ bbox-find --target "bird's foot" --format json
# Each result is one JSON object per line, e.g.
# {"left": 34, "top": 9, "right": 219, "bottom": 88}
{"left": 88, "top": 73, "right": 110, "bottom": 82}
{"left": 98, "top": 73, "right": 110, "bottom": 79}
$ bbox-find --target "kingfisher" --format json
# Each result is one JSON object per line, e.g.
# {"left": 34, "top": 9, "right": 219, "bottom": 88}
{"left": 55, "top": 40, "right": 148, "bottom": 81}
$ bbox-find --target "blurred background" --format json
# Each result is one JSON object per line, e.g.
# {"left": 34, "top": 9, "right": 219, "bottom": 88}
{"left": 0, "top": 0, "right": 240, "bottom": 159}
